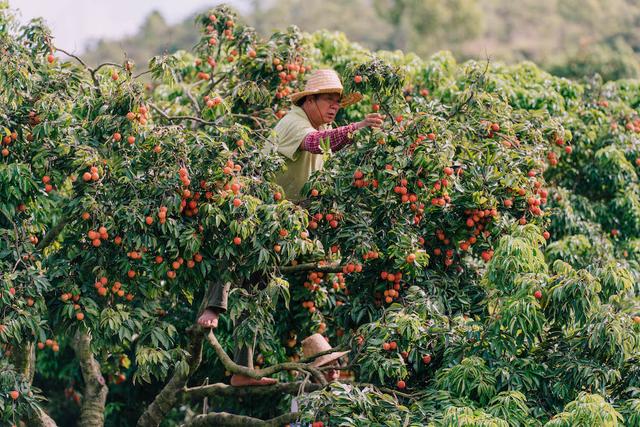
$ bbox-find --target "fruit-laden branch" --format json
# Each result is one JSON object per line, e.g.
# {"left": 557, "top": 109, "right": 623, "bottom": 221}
{"left": 183, "top": 411, "right": 300, "bottom": 427}
{"left": 206, "top": 331, "right": 327, "bottom": 385}
{"left": 280, "top": 262, "right": 346, "bottom": 274}
{"left": 71, "top": 330, "right": 108, "bottom": 427}
{"left": 36, "top": 217, "right": 69, "bottom": 252}
{"left": 137, "top": 326, "right": 204, "bottom": 427}
{"left": 183, "top": 380, "right": 325, "bottom": 399}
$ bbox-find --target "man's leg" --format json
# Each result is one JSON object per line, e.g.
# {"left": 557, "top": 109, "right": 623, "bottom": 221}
{"left": 197, "top": 279, "right": 230, "bottom": 328}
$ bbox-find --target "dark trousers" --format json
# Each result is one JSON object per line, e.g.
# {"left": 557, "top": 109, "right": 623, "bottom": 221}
{"left": 203, "top": 275, "right": 260, "bottom": 369}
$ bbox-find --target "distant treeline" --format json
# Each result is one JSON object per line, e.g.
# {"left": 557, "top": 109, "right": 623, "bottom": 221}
{"left": 79, "top": 0, "right": 640, "bottom": 81}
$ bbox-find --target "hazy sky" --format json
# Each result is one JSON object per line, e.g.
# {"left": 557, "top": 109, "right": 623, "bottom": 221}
{"left": 8, "top": 0, "right": 247, "bottom": 53}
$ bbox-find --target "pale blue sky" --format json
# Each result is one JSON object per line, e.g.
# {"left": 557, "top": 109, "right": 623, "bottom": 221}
{"left": 8, "top": 0, "right": 248, "bottom": 53}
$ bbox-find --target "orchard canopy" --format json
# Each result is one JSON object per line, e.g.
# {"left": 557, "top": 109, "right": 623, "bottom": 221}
{"left": 1, "top": 3, "right": 640, "bottom": 427}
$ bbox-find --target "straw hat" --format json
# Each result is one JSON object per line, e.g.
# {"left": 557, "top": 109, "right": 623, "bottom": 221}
{"left": 302, "top": 333, "right": 349, "bottom": 367}
{"left": 290, "top": 69, "right": 362, "bottom": 108}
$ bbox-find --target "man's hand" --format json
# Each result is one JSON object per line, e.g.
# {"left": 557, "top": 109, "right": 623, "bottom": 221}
{"left": 356, "top": 113, "right": 384, "bottom": 130}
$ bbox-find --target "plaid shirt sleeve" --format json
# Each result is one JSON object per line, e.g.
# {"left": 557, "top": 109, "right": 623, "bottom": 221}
{"left": 300, "top": 123, "right": 359, "bottom": 154}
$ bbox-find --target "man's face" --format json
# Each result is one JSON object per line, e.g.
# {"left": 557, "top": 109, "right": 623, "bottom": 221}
{"left": 310, "top": 93, "right": 341, "bottom": 124}
{"left": 323, "top": 361, "right": 340, "bottom": 382}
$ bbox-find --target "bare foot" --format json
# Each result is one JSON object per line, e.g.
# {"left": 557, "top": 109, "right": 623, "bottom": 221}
{"left": 230, "top": 374, "right": 278, "bottom": 386}
{"left": 197, "top": 308, "right": 219, "bottom": 328}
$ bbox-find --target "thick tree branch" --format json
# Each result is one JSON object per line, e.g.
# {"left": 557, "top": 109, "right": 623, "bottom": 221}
{"left": 183, "top": 381, "right": 324, "bottom": 399}
{"left": 72, "top": 330, "right": 108, "bottom": 427}
{"left": 11, "top": 341, "right": 35, "bottom": 384}
{"left": 183, "top": 411, "right": 299, "bottom": 427}
{"left": 137, "top": 326, "right": 204, "bottom": 427}
{"left": 207, "top": 332, "right": 327, "bottom": 385}
{"left": 36, "top": 217, "right": 68, "bottom": 252}
{"left": 25, "top": 408, "right": 59, "bottom": 427}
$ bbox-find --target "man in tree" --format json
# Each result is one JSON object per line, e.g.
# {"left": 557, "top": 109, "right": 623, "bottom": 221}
{"left": 197, "top": 69, "right": 382, "bottom": 386}
{"left": 268, "top": 68, "right": 383, "bottom": 202}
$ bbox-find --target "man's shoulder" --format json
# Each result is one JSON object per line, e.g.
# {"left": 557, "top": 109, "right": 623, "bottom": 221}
{"left": 276, "top": 106, "right": 311, "bottom": 129}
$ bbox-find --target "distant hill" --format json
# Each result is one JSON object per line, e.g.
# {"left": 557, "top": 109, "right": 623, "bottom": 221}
{"left": 79, "top": 0, "right": 640, "bottom": 82}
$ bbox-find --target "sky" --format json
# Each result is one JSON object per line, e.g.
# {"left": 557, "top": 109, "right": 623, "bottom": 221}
{"left": 7, "top": 0, "right": 248, "bottom": 53}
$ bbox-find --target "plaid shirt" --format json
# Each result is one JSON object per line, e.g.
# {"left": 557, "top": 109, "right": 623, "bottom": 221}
{"left": 300, "top": 123, "right": 359, "bottom": 154}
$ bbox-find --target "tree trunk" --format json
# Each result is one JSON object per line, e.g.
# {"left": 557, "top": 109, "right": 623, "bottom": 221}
{"left": 25, "top": 409, "right": 58, "bottom": 427}
{"left": 12, "top": 341, "right": 36, "bottom": 385}
{"left": 72, "top": 330, "right": 108, "bottom": 427}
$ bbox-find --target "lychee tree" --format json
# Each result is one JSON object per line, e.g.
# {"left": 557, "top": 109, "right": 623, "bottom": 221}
{"left": 0, "top": 3, "right": 639, "bottom": 427}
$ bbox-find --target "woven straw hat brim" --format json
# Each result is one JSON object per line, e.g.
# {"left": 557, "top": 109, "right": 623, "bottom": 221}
{"left": 290, "top": 69, "right": 362, "bottom": 107}
{"left": 290, "top": 90, "right": 363, "bottom": 108}
{"left": 311, "top": 350, "right": 350, "bottom": 367}
{"left": 290, "top": 87, "right": 344, "bottom": 103}
{"left": 339, "top": 92, "right": 363, "bottom": 108}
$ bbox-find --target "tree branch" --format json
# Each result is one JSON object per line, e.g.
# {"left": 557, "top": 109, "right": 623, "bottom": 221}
{"left": 206, "top": 332, "right": 327, "bottom": 385}
{"left": 53, "top": 46, "right": 88, "bottom": 69}
{"left": 53, "top": 46, "right": 102, "bottom": 96}
{"left": 93, "top": 62, "right": 124, "bottom": 73}
{"left": 183, "top": 381, "right": 324, "bottom": 399}
{"left": 183, "top": 411, "right": 299, "bottom": 427}
{"left": 11, "top": 341, "right": 36, "bottom": 384}
{"left": 148, "top": 103, "right": 218, "bottom": 126}
{"left": 36, "top": 217, "right": 68, "bottom": 252}
{"left": 137, "top": 326, "right": 205, "bottom": 427}
{"left": 25, "top": 408, "right": 59, "bottom": 427}
{"left": 72, "top": 330, "right": 108, "bottom": 427}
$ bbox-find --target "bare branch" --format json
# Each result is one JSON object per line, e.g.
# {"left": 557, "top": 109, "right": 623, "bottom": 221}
{"left": 206, "top": 332, "right": 327, "bottom": 385}
{"left": 208, "top": 73, "right": 227, "bottom": 91}
{"left": 36, "top": 217, "right": 68, "bottom": 252}
{"left": 53, "top": 46, "right": 101, "bottom": 95}
{"left": 183, "top": 84, "right": 202, "bottom": 115}
{"left": 93, "top": 62, "right": 125, "bottom": 73}
{"left": 53, "top": 46, "right": 89, "bottom": 69}
{"left": 148, "top": 103, "right": 217, "bottom": 126}
{"left": 133, "top": 69, "right": 153, "bottom": 79}
{"left": 229, "top": 113, "right": 269, "bottom": 128}
{"left": 183, "top": 381, "right": 324, "bottom": 399}
{"left": 183, "top": 411, "right": 299, "bottom": 427}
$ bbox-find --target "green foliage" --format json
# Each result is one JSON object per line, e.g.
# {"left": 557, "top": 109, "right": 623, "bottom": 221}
{"left": 438, "top": 405, "right": 508, "bottom": 427}
{"left": 297, "top": 382, "right": 411, "bottom": 426}
{"left": 1, "top": 3, "right": 640, "bottom": 426}
{"left": 544, "top": 392, "right": 623, "bottom": 427}
{"left": 435, "top": 357, "right": 496, "bottom": 405}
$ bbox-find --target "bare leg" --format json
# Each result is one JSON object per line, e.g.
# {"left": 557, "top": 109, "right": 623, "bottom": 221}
{"left": 230, "top": 374, "right": 277, "bottom": 386}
